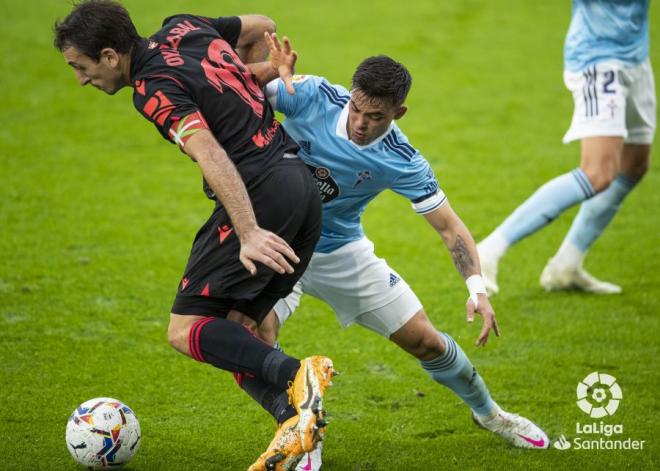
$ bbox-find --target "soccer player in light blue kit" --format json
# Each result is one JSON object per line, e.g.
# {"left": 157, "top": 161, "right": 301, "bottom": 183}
{"left": 258, "top": 36, "right": 548, "bottom": 469}
{"left": 478, "top": 0, "right": 656, "bottom": 295}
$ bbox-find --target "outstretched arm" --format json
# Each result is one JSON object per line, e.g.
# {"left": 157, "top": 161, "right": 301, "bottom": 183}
{"left": 184, "top": 129, "right": 300, "bottom": 275}
{"left": 423, "top": 202, "right": 500, "bottom": 346}
{"left": 247, "top": 33, "right": 298, "bottom": 94}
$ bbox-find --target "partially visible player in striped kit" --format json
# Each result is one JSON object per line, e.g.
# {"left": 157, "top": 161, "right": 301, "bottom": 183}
{"left": 479, "top": 0, "right": 655, "bottom": 295}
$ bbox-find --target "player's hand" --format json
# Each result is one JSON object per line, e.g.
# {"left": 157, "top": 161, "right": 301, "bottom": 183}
{"left": 264, "top": 32, "right": 298, "bottom": 95}
{"left": 239, "top": 226, "right": 300, "bottom": 275}
{"left": 466, "top": 293, "right": 500, "bottom": 347}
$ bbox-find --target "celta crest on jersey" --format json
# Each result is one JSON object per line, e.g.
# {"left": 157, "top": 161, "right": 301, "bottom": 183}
{"left": 353, "top": 170, "right": 372, "bottom": 188}
{"left": 308, "top": 165, "right": 340, "bottom": 203}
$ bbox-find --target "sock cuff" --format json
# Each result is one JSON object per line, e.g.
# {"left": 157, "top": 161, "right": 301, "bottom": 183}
{"left": 188, "top": 317, "right": 215, "bottom": 362}
{"left": 421, "top": 333, "right": 458, "bottom": 371}
{"left": 571, "top": 168, "right": 595, "bottom": 198}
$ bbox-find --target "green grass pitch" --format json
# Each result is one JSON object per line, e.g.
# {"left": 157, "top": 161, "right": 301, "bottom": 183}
{"left": 1, "top": 1, "right": 659, "bottom": 469}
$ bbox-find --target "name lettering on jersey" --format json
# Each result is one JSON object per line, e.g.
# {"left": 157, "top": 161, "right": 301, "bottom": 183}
{"left": 353, "top": 170, "right": 372, "bottom": 188}
{"left": 252, "top": 119, "right": 280, "bottom": 148}
{"left": 160, "top": 48, "right": 185, "bottom": 67}
{"left": 166, "top": 21, "right": 200, "bottom": 50}
{"left": 307, "top": 165, "right": 340, "bottom": 203}
{"left": 159, "top": 20, "right": 201, "bottom": 66}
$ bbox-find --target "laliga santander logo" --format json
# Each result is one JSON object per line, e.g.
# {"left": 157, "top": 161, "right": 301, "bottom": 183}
{"left": 576, "top": 372, "right": 622, "bottom": 418}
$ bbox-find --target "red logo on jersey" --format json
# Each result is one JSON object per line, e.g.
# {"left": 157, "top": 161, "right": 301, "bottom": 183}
{"left": 181, "top": 277, "right": 189, "bottom": 290}
{"left": 201, "top": 39, "right": 264, "bottom": 118}
{"left": 218, "top": 225, "right": 233, "bottom": 244}
{"left": 134, "top": 80, "right": 146, "bottom": 96}
{"left": 143, "top": 89, "right": 176, "bottom": 126}
{"left": 252, "top": 119, "right": 280, "bottom": 148}
{"left": 200, "top": 282, "right": 210, "bottom": 297}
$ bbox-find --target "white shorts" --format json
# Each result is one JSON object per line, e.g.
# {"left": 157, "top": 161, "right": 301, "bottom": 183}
{"left": 562, "top": 59, "right": 656, "bottom": 145}
{"left": 273, "top": 237, "right": 423, "bottom": 338}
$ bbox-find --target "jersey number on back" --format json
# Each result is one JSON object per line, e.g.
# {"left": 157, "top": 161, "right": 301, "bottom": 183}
{"left": 201, "top": 39, "right": 265, "bottom": 117}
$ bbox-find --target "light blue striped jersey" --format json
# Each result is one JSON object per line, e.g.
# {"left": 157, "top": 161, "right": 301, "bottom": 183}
{"left": 564, "top": 0, "right": 650, "bottom": 72}
{"left": 271, "top": 75, "right": 445, "bottom": 254}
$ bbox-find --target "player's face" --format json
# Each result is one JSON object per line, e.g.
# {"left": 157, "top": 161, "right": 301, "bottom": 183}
{"left": 347, "top": 90, "right": 407, "bottom": 145}
{"left": 63, "top": 46, "right": 125, "bottom": 95}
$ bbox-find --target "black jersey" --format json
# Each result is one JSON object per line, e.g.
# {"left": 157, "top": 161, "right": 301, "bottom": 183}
{"left": 130, "top": 14, "right": 299, "bottom": 198}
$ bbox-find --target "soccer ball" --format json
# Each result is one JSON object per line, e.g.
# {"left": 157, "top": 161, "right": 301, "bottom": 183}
{"left": 66, "top": 397, "right": 141, "bottom": 469}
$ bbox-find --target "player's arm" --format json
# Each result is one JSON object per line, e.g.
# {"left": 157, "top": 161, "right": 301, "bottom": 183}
{"left": 235, "top": 15, "right": 275, "bottom": 63}
{"left": 183, "top": 129, "right": 299, "bottom": 275}
{"left": 423, "top": 202, "right": 500, "bottom": 346}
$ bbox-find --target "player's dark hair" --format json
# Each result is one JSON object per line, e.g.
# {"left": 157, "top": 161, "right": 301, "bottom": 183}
{"left": 351, "top": 55, "right": 412, "bottom": 108}
{"left": 53, "top": 0, "right": 140, "bottom": 61}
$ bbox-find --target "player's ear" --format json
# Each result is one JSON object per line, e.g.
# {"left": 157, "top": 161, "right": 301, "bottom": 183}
{"left": 394, "top": 106, "right": 407, "bottom": 120}
{"left": 100, "top": 48, "right": 121, "bottom": 68}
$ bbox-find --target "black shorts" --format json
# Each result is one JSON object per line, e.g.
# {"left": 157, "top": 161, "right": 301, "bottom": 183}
{"left": 171, "top": 157, "right": 321, "bottom": 324}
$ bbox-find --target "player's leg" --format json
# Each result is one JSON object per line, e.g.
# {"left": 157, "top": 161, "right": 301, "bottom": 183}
{"left": 542, "top": 60, "right": 656, "bottom": 293}
{"left": 542, "top": 143, "right": 649, "bottom": 293}
{"left": 357, "top": 302, "right": 548, "bottom": 449}
{"left": 168, "top": 200, "right": 304, "bottom": 391}
{"left": 243, "top": 159, "right": 337, "bottom": 470}
{"left": 167, "top": 311, "right": 301, "bottom": 389}
{"left": 388, "top": 308, "right": 497, "bottom": 416}
{"left": 478, "top": 63, "right": 628, "bottom": 295}
{"left": 477, "top": 160, "right": 599, "bottom": 294}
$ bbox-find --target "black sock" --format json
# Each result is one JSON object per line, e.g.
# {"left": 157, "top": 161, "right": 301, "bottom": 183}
{"left": 189, "top": 317, "right": 299, "bottom": 389}
{"left": 236, "top": 373, "right": 297, "bottom": 424}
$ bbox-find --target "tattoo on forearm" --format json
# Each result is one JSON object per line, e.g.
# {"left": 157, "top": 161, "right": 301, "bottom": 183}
{"left": 450, "top": 235, "right": 475, "bottom": 278}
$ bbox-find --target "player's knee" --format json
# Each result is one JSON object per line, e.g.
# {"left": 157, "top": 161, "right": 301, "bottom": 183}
{"left": 634, "top": 158, "right": 650, "bottom": 178}
{"left": 415, "top": 330, "right": 446, "bottom": 361}
{"left": 583, "top": 166, "right": 617, "bottom": 193}
{"left": 581, "top": 145, "right": 620, "bottom": 192}
{"left": 624, "top": 156, "right": 650, "bottom": 180}
{"left": 167, "top": 319, "right": 191, "bottom": 356}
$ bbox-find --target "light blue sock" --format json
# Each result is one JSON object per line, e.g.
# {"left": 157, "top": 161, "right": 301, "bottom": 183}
{"left": 566, "top": 173, "right": 638, "bottom": 252}
{"left": 421, "top": 333, "right": 496, "bottom": 417}
{"left": 498, "top": 168, "right": 595, "bottom": 245}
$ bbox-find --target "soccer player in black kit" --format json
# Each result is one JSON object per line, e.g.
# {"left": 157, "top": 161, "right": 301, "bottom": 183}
{"left": 54, "top": 1, "right": 334, "bottom": 469}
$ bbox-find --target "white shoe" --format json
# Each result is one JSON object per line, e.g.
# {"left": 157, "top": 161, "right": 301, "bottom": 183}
{"left": 540, "top": 259, "right": 622, "bottom": 294}
{"left": 477, "top": 242, "right": 500, "bottom": 295}
{"left": 295, "top": 441, "right": 322, "bottom": 471}
{"left": 473, "top": 409, "right": 549, "bottom": 449}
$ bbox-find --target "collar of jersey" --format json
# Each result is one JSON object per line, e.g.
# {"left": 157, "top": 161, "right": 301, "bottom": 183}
{"left": 335, "top": 101, "right": 394, "bottom": 150}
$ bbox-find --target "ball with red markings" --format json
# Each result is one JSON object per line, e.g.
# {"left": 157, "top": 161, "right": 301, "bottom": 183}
{"left": 66, "top": 397, "right": 141, "bottom": 469}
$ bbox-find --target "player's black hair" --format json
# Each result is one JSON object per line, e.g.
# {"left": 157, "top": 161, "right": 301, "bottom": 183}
{"left": 351, "top": 55, "right": 412, "bottom": 108}
{"left": 53, "top": 0, "right": 140, "bottom": 60}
